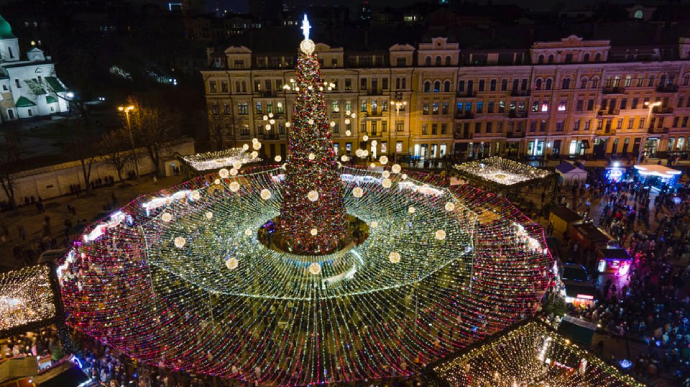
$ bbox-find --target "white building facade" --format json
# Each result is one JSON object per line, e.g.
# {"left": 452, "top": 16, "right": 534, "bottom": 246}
{"left": 0, "top": 15, "right": 69, "bottom": 121}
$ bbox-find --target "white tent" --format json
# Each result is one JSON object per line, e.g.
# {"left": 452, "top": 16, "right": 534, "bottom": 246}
{"left": 555, "top": 162, "right": 588, "bottom": 185}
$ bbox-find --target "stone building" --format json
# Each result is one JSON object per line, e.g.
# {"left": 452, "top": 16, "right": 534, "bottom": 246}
{"left": 202, "top": 29, "right": 690, "bottom": 161}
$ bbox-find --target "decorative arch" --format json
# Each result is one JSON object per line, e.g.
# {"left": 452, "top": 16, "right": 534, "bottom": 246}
{"left": 579, "top": 77, "right": 588, "bottom": 89}
{"left": 435, "top": 56, "right": 442, "bottom": 66}
{"left": 424, "top": 81, "right": 431, "bottom": 92}
{"left": 433, "top": 80, "right": 441, "bottom": 92}
{"left": 443, "top": 80, "right": 451, "bottom": 92}
{"left": 445, "top": 56, "right": 451, "bottom": 66}
{"left": 583, "top": 53, "right": 590, "bottom": 63}
{"left": 547, "top": 54, "right": 554, "bottom": 64}
{"left": 545, "top": 78, "right": 553, "bottom": 90}
{"left": 425, "top": 56, "right": 431, "bottom": 66}
{"left": 561, "top": 77, "right": 571, "bottom": 89}
{"left": 591, "top": 76, "right": 600, "bottom": 88}
{"left": 538, "top": 55, "right": 544, "bottom": 64}
{"left": 535, "top": 78, "right": 543, "bottom": 90}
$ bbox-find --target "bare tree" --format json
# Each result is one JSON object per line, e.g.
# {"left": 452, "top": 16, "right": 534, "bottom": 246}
{"left": 208, "top": 112, "right": 227, "bottom": 151}
{"left": 126, "top": 97, "right": 181, "bottom": 177}
{"left": 0, "top": 130, "right": 24, "bottom": 207}
{"left": 57, "top": 120, "right": 98, "bottom": 193}
{"left": 99, "top": 128, "right": 133, "bottom": 186}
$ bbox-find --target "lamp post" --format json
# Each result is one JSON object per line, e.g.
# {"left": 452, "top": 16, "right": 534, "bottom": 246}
{"left": 118, "top": 105, "right": 140, "bottom": 182}
{"left": 638, "top": 101, "right": 662, "bottom": 164}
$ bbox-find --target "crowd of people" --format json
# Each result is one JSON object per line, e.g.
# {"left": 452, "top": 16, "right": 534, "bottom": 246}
{"left": 540, "top": 167, "right": 690, "bottom": 386}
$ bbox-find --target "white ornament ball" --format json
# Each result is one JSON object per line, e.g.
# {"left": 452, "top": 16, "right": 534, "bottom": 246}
{"left": 371, "top": 140, "right": 377, "bottom": 146}
{"left": 308, "top": 119, "right": 314, "bottom": 125}
{"left": 330, "top": 121, "right": 336, "bottom": 127}
{"left": 219, "top": 168, "right": 230, "bottom": 178}
{"left": 379, "top": 156, "right": 388, "bottom": 165}
{"left": 345, "top": 119, "right": 350, "bottom": 124}
{"left": 370, "top": 163, "right": 376, "bottom": 168}
{"left": 401, "top": 173, "right": 408, "bottom": 180}
{"left": 308, "top": 153, "right": 316, "bottom": 160}
{"left": 229, "top": 182, "right": 240, "bottom": 192}
{"left": 225, "top": 257, "right": 238, "bottom": 270}
{"left": 392, "top": 164, "right": 402, "bottom": 174}
{"left": 362, "top": 150, "right": 369, "bottom": 157}
{"left": 161, "top": 213, "right": 173, "bottom": 222}
{"left": 435, "top": 229, "right": 447, "bottom": 240}
{"left": 244, "top": 229, "right": 252, "bottom": 236}
{"left": 205, "top": 211, "right": 213, "bottom": 220}
{"left": 382, "top": 171, "right": 390, "bottom": 178}
{"left": 263, "top": 115, "right": 268, "bottom": 121}
{"left": 174, "top": 236, "right": 186, "bottom": 248}
{"left": 260, "top": 189, "right": 272, "bottom": 200}
{"left": 445, "top": 202, "right": 456, "bottom": 212}
{"left": 351, "top": 113, "right": 356, "bottom": 118}
{"left": 346, "top": 130, "right": 352, "bottom": 136}
{"left": 355, "top": 149, "right": 364, "bottom": 158}
{"left": 341, "top": 155, "right": 349, "bottom": 162}
{"left": 363, "top": 135, "right": 369, "bottom": 142}
{"left": 371, "top": 221, "right": 378, "bottom": 228}
{"left": 408, "top": 206, "right": 416, "bottom": 214}
{"left": 252, "top": 138, "right": 259, "bottom": 143}
{"left": 382, "top": 178, "right": 392, "bottom": 188}
{"left": 265, "top": 124, "right": 271, "bottom": 130}
{"left": 230, "top": 168, "right": 238, "bottom": 176}
{"left": 251, "top": 151, "right": 258, "bottom": 158}
{"left": 275, "top": 155, "right": 282, "bottom": 162}
{"left": 308, "top": 262, "right": 322, "bottom": 275}
{"left": 269, "top": 119, "right": 275, "bottom": 124}
{"left": 389, "top": 252, "right": 401, "bottom": 264}
{"left": 310, "top": 228, "right": 318, "bottom": 236}
{"left": 253, "top": 142, "right": 262, "bottom": 150}
{"left": 345, "top": 110, "right": 351, "bottom": 116}
{"left": 214, "top": 178, "right": 220, "bottom": 185}
{"left": 307, "top": 190, "right": 319, "bottom": 202}
{"left": 242, "top": 144, "right": 249, "bottom": 151}
{"left": 233, "top": 161, "right": 242, "bottom": 170}
{"left": 268, "top": 112, "right": 274, "bottom": 118}
{"left": 353, "top": 187, "right": 364, "bottom": 198}
{"left": 191, "top": 191, "right": 201, "bottom": 200}
{"left": 286, "top": 122, "right": 291, "bottom": 127}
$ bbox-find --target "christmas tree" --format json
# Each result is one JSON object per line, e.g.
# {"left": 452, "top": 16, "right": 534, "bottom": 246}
{"left": 277, "top": 16, "right": 348, "bottom": 254}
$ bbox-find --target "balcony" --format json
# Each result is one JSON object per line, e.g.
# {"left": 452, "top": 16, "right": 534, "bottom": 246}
{"left": 506, "top": 131, "right": 524, "bottom": 138}
{"left": 602, "top": 86, "right": 626, "bottom": 94}
{"left": 648, "top": 127, "right": 670, "bottom": 134}
{"left": 595, "top": 128, "right": 617, "bottom": 136}
{"left": 456, "top": 91, "right": 477, "bottom": 98}
{"left": 454, "top": 132, "right": 473, "bottom": 140}
{"left": 510, "top": 89, "right": 531, "bottom": 97}
{"left": 455, "top": 112, "right": 474, "bottom": 119}
{"left": 262, "top": 133, "right": 283, "bottom": 141}
{"left": 597, "top": 109, "right": 620, "bottom": 117}
{"left": 652, "top": 106, "right": 674, "bottom": 115}
{"left": 656, "top": 84, "right": 679, "bottom": 93}
{"left": 367, "top": 110, "right": 384, "bottom": 117}
{"left": 260, "top": 90, "right": 277, "bottom": 98}
{"left": 367, "top": 89, "right": 384, "bottom": 96}
{"left": 508, "top": 110, "right": 528, "bottom": 118}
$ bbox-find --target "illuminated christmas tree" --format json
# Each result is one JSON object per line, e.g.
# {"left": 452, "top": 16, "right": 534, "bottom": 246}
{"left": 277, "top": 16, "right": 348, "bottom": 254}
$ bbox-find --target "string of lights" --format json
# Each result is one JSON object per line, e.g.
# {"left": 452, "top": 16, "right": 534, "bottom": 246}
{"left": 433, "top": 320, "right": 645, "bottom": 387}
{"left": 56, "top": 19, "right": 553, "bottom": 386}
{"left": 180, "top": 148, "right": 262, "bottom": 173}
{"left": 454, "top": 156, "right": 552, "bottom": 187}
{"left": 0, "top": 265, "right": 56, "bottom": 332}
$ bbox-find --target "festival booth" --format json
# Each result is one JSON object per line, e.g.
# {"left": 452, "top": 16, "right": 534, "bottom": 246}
{"left": 596, "top": 245, "right": 633, "bottom": 276}
{"left": 549, "top": 206, "right": 583, "bottom": 235}
{"left": 555, "top": 162, "right": 588, "bottom": 185}
{"left": 634, "top": 164, "right": 682, "bottom": 191}
{"left": 570, "top": 223, "right": 614, "bottom": 252}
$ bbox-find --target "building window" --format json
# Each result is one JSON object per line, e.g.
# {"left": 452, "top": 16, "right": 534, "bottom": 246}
{"left": 432, "top": 102, "right": 439, "bottom": 115}
{"left": 424, "top": 81, "right": 430, "bottom": 92}
{"left": 345, "top": 101, "right": 352, "bottom": 113}
{"left": 238, "top": 103, "right": 248, "bottom": 115}
{"left": 498, "top": 100, "right": 506, "bottom": 113}
{"left": 345, "top": 79, "right": 352, "bottom": 90}
{"left": 433, "top": 81, "right": 440, "bottom": 92}
{"left": 444, "top": 81, "right": 450, "bottom": 92}
{"left": 587, "top": 100, "right": 594, "bottom": 111}
{"left": 583, "top": 120, "right": 590, "bottom": 131}
{"left": 445, "top": 56, "right": 451, "bottom": 66}
{"left": 27, "top": 108, "right": 33, "bottom": 117}
{"left": 616, "top": 118, "right": 623, "bottom": 129}
{"left": 501, "top": 79, "right": 508, "bottom": 91}
{"left": 634, "top": 9, "right": 643, "bottom": 19}
{"left": 548, "top": 55, "right": 554, "bottom": 64}
{"left": 221, "top": 81, "right": 228, "bottom": 93}
{"left": 627, "top": 118, "right": 634, "bottom": 129}
{"left": 531, "top": 101, "right": 539, "bottom": 112}
{"left": 422, "top": 124, "right": 428, "bottom": 135}
{"left": 396, "top": 121, "right": 404, "bottom": 132}
{"left": 435, "top": 56, "right": 441, "bottom": 66}
{"left": 223, "top": 103, "right": 230, "bottom": 114}
{"left": 541, "top": 101, "right": 549, "bottom": 112}
{"left": 360, "top": 78, "right": 367, "bottom": 90}
{"left": 535, "top": 79, "right": 542, "bottom": 90}
{"left": 441, "top": 123, "right": 447, "bottom": 134}
{"left": 487, "top": 101, "right": 494, "bottom": 113}
{"left": 573, "top": 119, "right": 580, "bottom": 131}
{"left": 486, "top": 122, "right": 492, "bottom": 133}
{"left": 580, "top": 78, "right": 588, "bottom": 89}
{"left": 397, "top": 57, "right": 406, "bottom": 66}
{"left": 540, "top": 120, "right": 547, "bottom": 131}
{"left": 562, "top": 78, "right": 570, "bottom": 89}
{"left": 620, "top": 98, "right": 627, "bottom": 110}
{"left": 556, "top": 121, "right": 564, "bottom": 131}
{"left": 648, "top": 75, "right": 655, "bottom": 87}
{"left": 538, "top": 55, "right": 544, "bottom": 64}
{"left": 361, "top": 100, "right": 367, "bottom": 112}
{"left": 478, "top": 79, "right": 485, "bottom": 91}
{"left": 638, "top": 118, "right": 645, "bottom": 129}
{"left": 631, "top": 98, "right": 638, "bottom": 109}
{"left": 431, "top": 123, "right": 437, "bottom": 135}
{"left": 496, "top": 122, "right": 503, "bottom": 133}
{"left": 382, "top": 121, "right": 387, "bottom": 132}
{"left": 490, "top": 79, "right": 496, "bottom": 91}
{"left": 592, "top": 78, "right": 599, "bottom": 88}
{"left": 425, "top": 56, "right": 431, "bottom": 66}
{"left": 558, "top": 101, "right": 567, "bottom": 111}
{"left": 255, "top": 102, "right": 263, "bottom": 114}
{"left": 14, "top": 79, "right": 20, "bottom": 88}
{"left": 545, "top": 79, "right": 552, "bottom": 90}
{"left": 457, "top": 80, "right": 465, "bottom": 92}
{"left": 595, "top": 53, "right": 602, "bottom": 62}
{"left": 684, "top": 75, "right": 690, "bottom": 86}
{"left": 576, "top": 100, "right": 583, "bottom": 111}
{"left": 442, "top": 102, "right": 449, "bottom": 114}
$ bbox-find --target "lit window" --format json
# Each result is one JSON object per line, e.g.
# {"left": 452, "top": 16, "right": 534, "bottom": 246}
{"left": 541, "top": 102, "right": 549, "bottom": 112}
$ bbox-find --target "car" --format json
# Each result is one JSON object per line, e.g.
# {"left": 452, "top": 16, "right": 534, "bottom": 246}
{"left": 561, "top": 263, "right": 597, "bottom": 306}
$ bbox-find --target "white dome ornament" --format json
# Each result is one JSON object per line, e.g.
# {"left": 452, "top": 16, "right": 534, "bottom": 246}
{"left": 229, "top": 182, "right": 241, "bottom": 192}
{"left": 308, "top": 262, "right": 321, "bottom": 275}
{"left": 275, "top": 155, "right": 282, "bottom": 162}
{"left": 382, "top": 178, "right": 392, "bottom": 188}
{"left": 232, "top": 161, "right": 242, "bottom": 170}
{"left": 205, "top": 211, "right": 213, "bottom": 220}
{"left": 260, "top": 189, "right": 272, "bottom": 200}
{"left": 161, "top": 213, "right": 173, "bottom": 222}
{"left": 435, "top": 230, "right": 447, "bottom": 241}
{"left": 308, "top": 153, "right": 316, "bottom": 160}
{"left": 307, "top": 190, "right": 319, "bottom": 202}
{"left": 310, "top": 228, "right": 318, "bottom": 236}
{"left": 225, "top": 257, "right": 239, "bottom": 271}
{"left": 445, "top": 202, "right": 456, "bottom": 212}
{"left": 392, "top": 164, "right": 402, "bottom": 174}
{"left": 353, "top": 187, "right": 364, "bottom": 198}
{"left": 389, "top": 252, "right": 401, "bottom": 264}
{"left": 219, "top": 168, "right": 230, "bottom": 178}
{"left": 174, "top": 237, "right": 186, "bottom": 248}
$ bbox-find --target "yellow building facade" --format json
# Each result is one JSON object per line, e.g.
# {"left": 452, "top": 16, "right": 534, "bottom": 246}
{"left": 202, "top": 35, "right": 690, "bottom": 162}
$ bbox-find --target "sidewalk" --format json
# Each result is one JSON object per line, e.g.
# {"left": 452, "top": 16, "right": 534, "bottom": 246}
{"left": 0, "top": 175, "right": 186, "bottom": 271}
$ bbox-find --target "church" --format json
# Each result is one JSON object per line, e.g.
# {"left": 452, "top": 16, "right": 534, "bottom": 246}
{"left": 0, "top": 15, "right": 69, "bottom": 121}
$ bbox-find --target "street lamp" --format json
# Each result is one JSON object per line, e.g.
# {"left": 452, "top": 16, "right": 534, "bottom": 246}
{"left": 390, "top": 100, "right": 407, "bottom": 116}
{"left": 638, "top": 101, "right": 662, "bottom": 164}
{"left": 118, "top": 105, "right": 140, "bottom": 181}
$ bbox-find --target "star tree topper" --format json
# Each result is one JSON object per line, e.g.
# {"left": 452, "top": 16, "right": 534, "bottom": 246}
{"left": 299, "top": 15, "right": 315, "bottom": 55}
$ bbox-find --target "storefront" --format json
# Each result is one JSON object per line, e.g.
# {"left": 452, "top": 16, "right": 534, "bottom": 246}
{"left": 568, "top": 139, "right": 588, "bottom": 157}
{"left": 596, "top": 246, "right": 633, "bottom": 276}
{"left": 527, "top": 139, "right": 545, "bottom": 157}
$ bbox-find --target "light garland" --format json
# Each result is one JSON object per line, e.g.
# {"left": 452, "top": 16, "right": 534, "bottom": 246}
{"left": 433, "top": 320, "right": 645, "bottom": 387}
{"left": 0, "top": 265, "right": 56, "bottom": 331}
{"left": 181, "top": 148, "right": 262, "bottom": 173}
{"left": 56, "top": 19, "right": 553, "bottom": 387}
{"left": 454, "top": 157, "right": 551, "bottom": 187}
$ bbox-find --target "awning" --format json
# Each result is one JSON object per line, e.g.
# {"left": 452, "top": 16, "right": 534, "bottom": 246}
{"left": 44, "top": 76, "right": 65, "bottom": 93}
{"left": 563, "top": 282, "right": 596, "bottom": 299}
{"left": 581, "top": 140, "right": 590, "bottom": 148}
{"left": 25, "top": 78, "right": 46, "bottom": 95}
{"left": 46, "top": 96, "right": 58, "bottom": 104}
{"left": 15, "top": 96, "right": 36, "bottom": 107}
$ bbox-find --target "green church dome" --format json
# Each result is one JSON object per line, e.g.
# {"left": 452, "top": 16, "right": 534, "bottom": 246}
{"left": 0, "top": 15, "right": 15, "bottom": 39}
